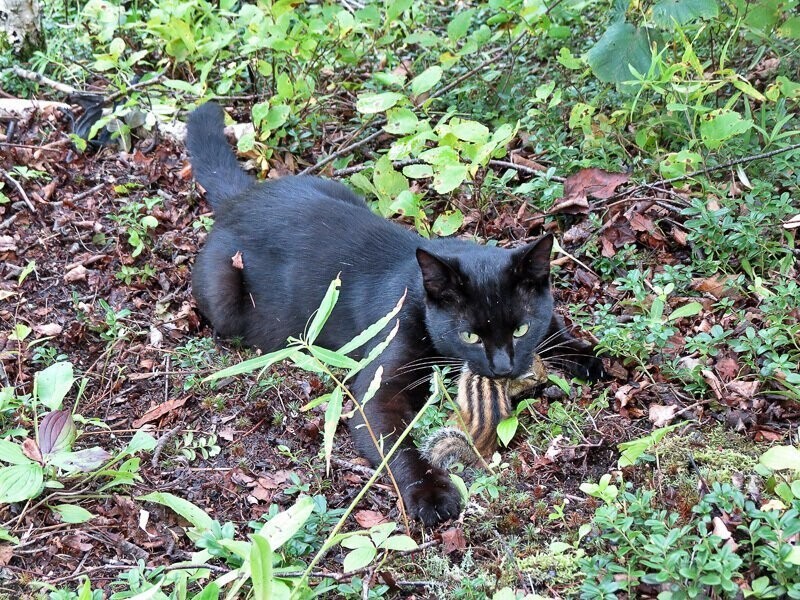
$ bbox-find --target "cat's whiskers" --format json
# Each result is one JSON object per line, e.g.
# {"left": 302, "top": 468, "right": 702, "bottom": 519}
{"left": 534, "top": 325, "right": 573, "bottom": 354}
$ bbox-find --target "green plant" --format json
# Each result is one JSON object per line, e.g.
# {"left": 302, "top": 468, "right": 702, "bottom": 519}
{"left": 108, "top": 196, "right": 162, "bottom": 258}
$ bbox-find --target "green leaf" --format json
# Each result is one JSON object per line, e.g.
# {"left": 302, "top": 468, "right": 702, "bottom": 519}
{"left": 410, "top": 66, "right": 443, "bottom": 96}
{"left": 433, "top": 164, "right": 468, "bottom": 195}
{"left": 204, "top": 347, "right": 297, "bottom": 382}
{"left": 450, "top": 473, "right": 469, "bottom": 502}
{"left": 380, "top": 534, "right": 417, "bottom": 551}
{"left": 618, "top": 424, "right": 680, "bottom": 468}
{"left": 140, "top": 215, "right": 158, "bottom": 229}
{"left": 0, "top": 527, "right": 19, "bottom": 544}
{"left": 779, "top": 15, "right": 800, "bottom": 39}
{"left": 323, "top": 387, "right": 343, "bottom": 475}
{"left": 258, "top": 495, "right": 315, "bottom": 550}
{"left": 308, "top": 345, "right": 359, "bottom": 370}
{"left": 306, "top": 276, "right": 341, "bottom": 344}
{"left": 447, "top": 9, "right": 474, "bottom": 41}
{"left": 450, "top": 120, "right": 490, "bottom": 144}
{"left": 121, "top": 430, "right": 158, "bottom": 457}
{"left": 384, "top": 108, "right": 418, "bottom": 135}
{"left": 341, "top": 533, "right": 373, "bottom": 549}
{"left": 265, "top": 105, "right": 291, "bottom": 130}
{"left": 338, "top": 290, "right": 405, "bottom": 355}
{"left": 356, "top": 92, "right": 404, "bottom": 114}
{"left": 138, "top": 491, "right": 214, "bottom": 530}
{"left": 0, "top": 463, "right": 44, "bottom": 503}
{"left": 432, "top": 209, "right": 464, "bottom": 235}
{"left": 34, "top": 362, "right": 74, "bottom": 410}
{"left": 760, "top": 445, "right": 800, "bottom": 471}
{"left": 666, "top": 301, "right": 703, "bottom": 322}
{"left": 343, "top": 545, "right": 377, "bottom": 572}
{"left": 497, "top": 415, "right": 518, "bottom": 447}
{"left": 652, "top": 0, "right": 718, "bottom": 27}
{"left": 49, "top": 447, "right": 111, "bottom": 472}
{"left": 699, "top": 109, "right": 753, "bottom": 150}
{"left": 587, "top": 22, "right": 660, "bottom": 84}
{"left": 0, "top": 439, "right": 31, "bottom": 465}
{"left": 190, "top": 583, "right": 220, "bottom": 600}
{"left": 402, "top": 164, "right": 433, "bottom": 179}
{"left": 51, "top": 503, "right": 95, "bottom": 524}
{"left": 557, "top": 47, "right": 583, "bottom": 70}
{"left": 249, "top": 534, "right": 273, "bottom": 600}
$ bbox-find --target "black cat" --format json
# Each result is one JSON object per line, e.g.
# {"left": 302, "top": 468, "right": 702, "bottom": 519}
{"left": 186, "top": 103, "right": 603, "bottom": 526}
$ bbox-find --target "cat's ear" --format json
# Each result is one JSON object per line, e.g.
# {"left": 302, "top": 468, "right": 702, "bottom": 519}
{"left": 416, "top": 248, "right": 463, "bottom": 302}
{"left": 510, "top": 234, "right": 553, "bottom": 285}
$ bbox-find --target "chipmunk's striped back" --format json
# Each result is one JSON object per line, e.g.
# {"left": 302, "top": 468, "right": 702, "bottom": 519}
{"left": 421, "top": 355, "right": 547, "bottom": 469}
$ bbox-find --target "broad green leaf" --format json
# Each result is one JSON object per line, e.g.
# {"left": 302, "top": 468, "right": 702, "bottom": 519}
{"left": 265, "top": 105, "right": 291, "bottom": 130}
{"left": 402, "top": 164, "right": 433, "bottom": 179}
{"left": 49, "top": 447, "right": 111, "bottom": 472}
{"left": 492, "top": 588, "right": 516, "bottom": 600}
{"left": 432, "top": 209, "right": 464, "bottom": 235}
{"left": 447, "top": 9, "right": 474, "bottom": 41}
{"left": 343, "top": 545, "right": 377, "bottom": 572}
{"left": 557, "top": 47, "right": 583, "bottom": 70}
{"left": 356, "top": 92, "right": 403, "bottom": 114}
{"left": 760, "top": 445, "right": 800, "bottom": 471}
{"left": 140, "top": 215, "right": 158, "bottom": 229}
{"left": 190, "top": 583, "right": 220, "bottom": 600}
{"left": 0, "top": 439, "right": 30, "bottom": 465}
{"left": 250, "top": 534, "right": 273, "bottom": 600}
{"left": 587, "top": 23, "right": 660, "bottom": 84}
{"left": 380, "top": 534, "right": 417, "bottom": 551}
{"left": 258, "top": 495, "right": 315, "bottom": 550}
{"left": 658, "top": 150, "right": 703, "bottom": 178}
{"left": 121, "top": 430, "right": 158, "bottom": 457}
{"left": 433, "top": 165, "right": 469, "bottom": 194}
{"left": 218, "top": 538, "right": 252, "bottom": 559}
{"left": 306, "top": 276, "right": 341, "bottom": 344}
{"left": 323, "top": 387, "right": 343, "bottom": 475}
{"left": 450, "top": 120, "right": 490, "bottom": 144}
{"left": 138, "top": 491, "right": 214, "bottom": 530}
{"left": 203, "top": 347, "right": 297, "bottom": 382}
{"left": 652, "top": 0, "right": 718, "bottom": 28}
{"left": 699, "top": 109, "right": 753, "bottom": 149}
{"left": 667, "top": 301, "right": 703, "bottom": 322}
{"left": 34, "top": 362, "right": 74, "bottom": 410}
{"left": 419, "top": 145, "right": 460, "bottom": 165}
{"left": 386, "top": 0, "right": 413, "bottom": 22}
{"left": 450, "top": 473, "right": 468, "bottom": 502}
{"left": 51, "top": 503, "right": 95, "bottom": 524}
{"left": 0, "top": 527, "right": 19, "bottom": 544}
{"left": 384, "top": 108, "right": 418, "bottom": 135}
{"left": 341, "top": 533, "right": 373, "bottom": 549}
{"left": 497, "top": 415, "right": 518, "bottom": 447}
{"left": 389, "top": 190, "right": 422, "bottom": 216}
{"left": 618, "top": 424, "right": 680, "bottom": 467}
{"left": 410, "top": 66, "right": 443, "bottom": 96}
{"left": 779, "top": 15, "right": 800, "bottom": 39}
{"left": 369, "top": 522, "right": 397, "bottom": 547}
{"left": 0, "top": 463, "right": 44, "bottom": 503}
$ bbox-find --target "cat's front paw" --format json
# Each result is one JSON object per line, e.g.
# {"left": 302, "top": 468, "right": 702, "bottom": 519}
{"left": 573, "top": 353, "right": 606, "bottom": 381}
{"left": 404, "top": 468, "right": 462, "bottom": 527}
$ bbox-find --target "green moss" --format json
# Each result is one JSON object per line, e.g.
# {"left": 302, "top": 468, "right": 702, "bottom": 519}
{"left": 519, "top": 545, "right": 583, "bottom": 589}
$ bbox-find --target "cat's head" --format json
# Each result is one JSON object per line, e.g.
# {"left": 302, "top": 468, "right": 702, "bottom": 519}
{"left": 417, "top": 234, "right": 555, "bottom": 379}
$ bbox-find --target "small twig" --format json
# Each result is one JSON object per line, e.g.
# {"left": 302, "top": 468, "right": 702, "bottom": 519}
{"left": 105, "top": 74, "right": 166, "bottom": 105}
{"left": 0, "top": 168, "right": 35, "bottom": 211}
{"left": 615, "top": 141, "right": 800, "bottom": 199}
{"left": 72, "top": 183, "right": 105, "bottom": 202}
{"left": 151, "top": 426, "right": 181, "bottom": 468}
{"left": 10, "top": 66, "right": 78, "bottom": 95}
{"left": 488, "top": 159, "right": 565, "bottom": 183}
{"left": 300, "top": 127, "right": 385, "bottom": 176}
{"left": 331, "top": 456, "right": 376, "bottom": 477}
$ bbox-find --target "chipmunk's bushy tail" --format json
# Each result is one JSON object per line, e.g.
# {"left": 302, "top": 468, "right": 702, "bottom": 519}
{"left": 185, "top": 102, "right": 255, "bottom": 210}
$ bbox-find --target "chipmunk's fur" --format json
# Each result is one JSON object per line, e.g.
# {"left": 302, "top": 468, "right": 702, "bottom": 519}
{"left": 421, "top": 356, "right": 547, "bottom": 469}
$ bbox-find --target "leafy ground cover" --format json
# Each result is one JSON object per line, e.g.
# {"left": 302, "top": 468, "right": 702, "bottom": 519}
{"left": 0, "top": 0, "right": 799, "bottom": 597}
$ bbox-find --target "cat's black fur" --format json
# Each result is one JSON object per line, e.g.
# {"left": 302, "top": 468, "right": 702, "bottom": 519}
{"left": 186, "top": 103, "right": 604, "bottom": 526}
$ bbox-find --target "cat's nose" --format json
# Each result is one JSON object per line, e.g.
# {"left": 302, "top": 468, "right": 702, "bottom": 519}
{"left": 489, "top": 349, "right": 514, "bottom": 377}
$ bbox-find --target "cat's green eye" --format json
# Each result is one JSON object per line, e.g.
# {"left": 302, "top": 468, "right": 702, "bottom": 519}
{"left": 459, "top": 331, "right": 481, "bottom": 344}
{"left": 513, "top": 324, "right": 529, "bottom": 338}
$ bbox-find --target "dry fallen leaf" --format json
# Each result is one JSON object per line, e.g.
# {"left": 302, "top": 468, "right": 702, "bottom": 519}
{"left": 34, "top": 323, "right": 63, "bottom": 336}
{"left": 648, "top": 404, "right": 679, "bottom": 427}
{"left": 715, "top": 356, "right": 740, "bottom": 381}
{"left": 132, "top": 397, "right": 188, "bottom": 428}
{"left": 354, "top": 510, "right": 389, "bottom": 528}
{"left": 64, "top": 264, "right": 88, "bottom": 283}
{"left": 552, "top": 168, "right": 630, "bottom": 214}
{"left": 702, "top": 369, "right": 724, "bottom": 400}
{"left": 231, "top": 251, "right": 244, "bottom": 270}
{"left": 0, "top": 545, "right": 13, "bottom": 566}
{"left": 712, "top": 516, "right": 732, "bottom": 540}
{"left": 441, "top": 527, "right": 467, "bottom": 554}
{"left": 783, "top": 214, "right": 800, "bottom": 230}
{"left": 0, "top": 236, "right": 16, "bottom": 252}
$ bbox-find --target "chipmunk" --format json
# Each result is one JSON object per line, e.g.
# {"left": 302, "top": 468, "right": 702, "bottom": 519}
{"left": 420, "top": 355, "right": 548, "bottom": 469}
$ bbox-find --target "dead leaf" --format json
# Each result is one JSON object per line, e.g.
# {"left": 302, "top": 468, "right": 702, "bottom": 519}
{"left": 648, "top": 404, "right": 679, "bottom": 427}
{"left": 21, "top": 438, "right": 42, "bottom": 463}
{"left": 64, "top": 264, "right": 88, "bottom": 283}
{"left": 715, "top": 356, "right": 740, "bottom": 381}
{"left": 219, "top": 426, "right": 236, "bottom": 442}
{"left": 441, "top": 527, "right": 467, "bottom": 554}
{"left": 783, "top": 214, "right": 800, "bottom": 230}
{"left": 33, "top": 323, "right": 62, "bottom": 336}
{"left": 712, "top": 516, "right": 731, "bottom": 539}
{"left": 354, "top": 510, "right": 389, "bottom": 528}
{"left": 0, "top": 236, "right": 16, "bottom": 252}
{"left": 231, "top": 251, "right": 244, "bottom": 270}
{"left": 553, "top": 168, "right": 629, "bottom": 215}
{"left": 0, "top": 545, "right": 12, "bottom": 566}
{"left": 702, "top": 369, "right": 724, "bottom": 400}
{"left": 149, "top": 326, "right": 163, "bottom": 348}
{"left": 761, "top": 499, "right": 786, "bottom": 512}
{"left": 62, "top": 534, "right": 93, "bottom": 552}
{"left": 132, "top": 397, "right": 188, "bottom": 428}
{"left": 728, "top": 380, "right": 759, "bottom": 401}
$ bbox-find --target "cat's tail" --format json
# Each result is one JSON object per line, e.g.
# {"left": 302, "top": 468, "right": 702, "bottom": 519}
{"left": 185, "top": 102, "right": 256, "bottom": 210}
